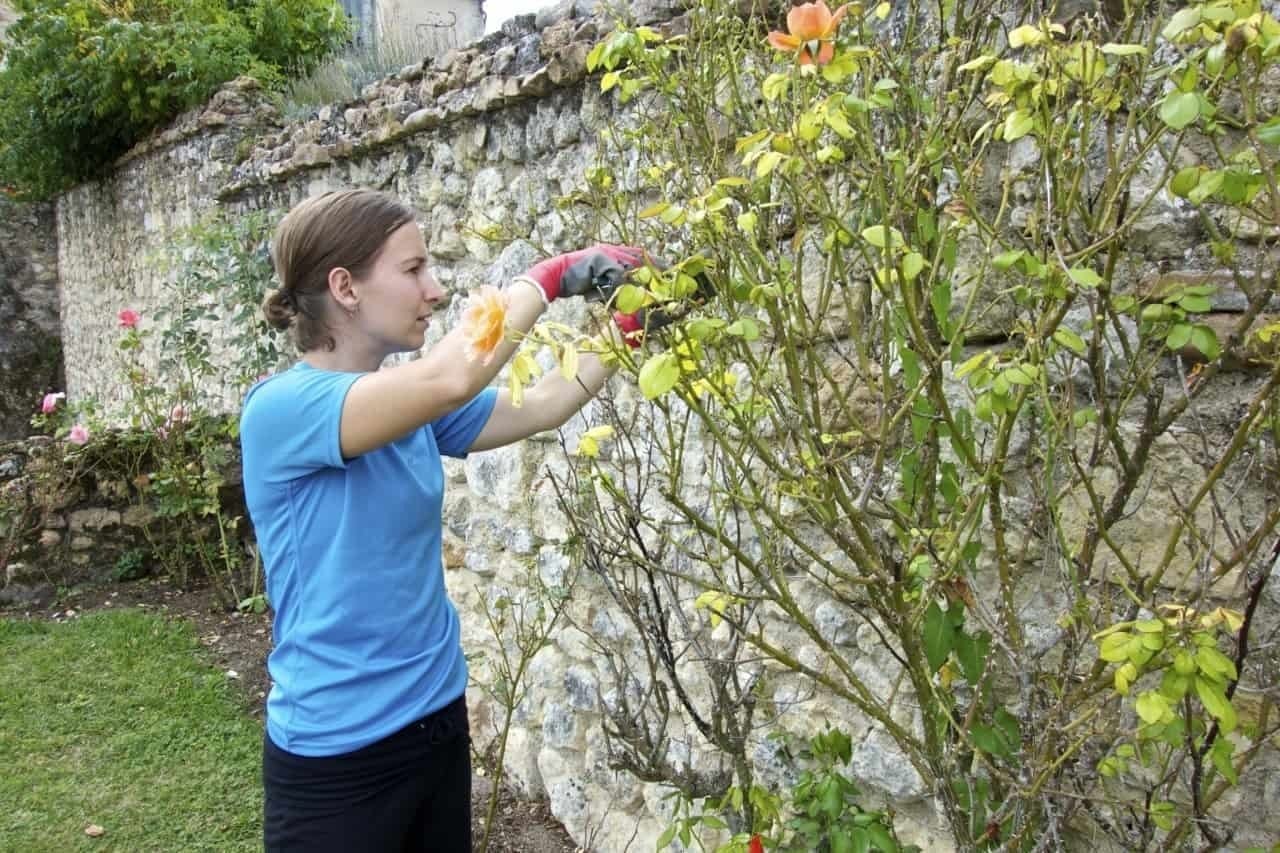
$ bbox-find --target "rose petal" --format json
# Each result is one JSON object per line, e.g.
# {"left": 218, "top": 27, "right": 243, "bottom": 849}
{"left": 767, "top": 30, "right": 801, "bottom": 51}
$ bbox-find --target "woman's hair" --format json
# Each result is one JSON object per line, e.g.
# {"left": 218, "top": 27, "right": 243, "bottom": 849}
{"left": 263, "top": 189, "right": 416, "bottom": 352}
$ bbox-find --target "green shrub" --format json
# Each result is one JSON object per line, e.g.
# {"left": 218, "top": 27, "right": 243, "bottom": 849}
{"left": 0, "top": 0, "right": 349, "bottom": 200}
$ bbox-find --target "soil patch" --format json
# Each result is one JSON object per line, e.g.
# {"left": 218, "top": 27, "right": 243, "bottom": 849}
{"left": 3, "top": 576, "right": 580, "bottom": 853}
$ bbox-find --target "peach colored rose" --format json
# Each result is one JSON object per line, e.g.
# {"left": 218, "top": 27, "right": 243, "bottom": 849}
{"left": 767, "top": 1, "right": 849, "bottom": 66}
{"left": 461, "top": 286, "right": 509, "bottom": 365}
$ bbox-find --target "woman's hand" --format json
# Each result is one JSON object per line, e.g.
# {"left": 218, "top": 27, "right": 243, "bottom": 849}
{"left": 519, "top": 245, "right": 645, "bottom": 303}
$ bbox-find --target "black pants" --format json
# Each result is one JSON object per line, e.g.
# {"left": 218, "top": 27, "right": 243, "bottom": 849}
{"left": 262, "top": 695, "right": 471, "bottom": 852}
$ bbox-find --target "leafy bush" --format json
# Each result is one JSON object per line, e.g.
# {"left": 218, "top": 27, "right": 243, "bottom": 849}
{"left": 0, "top": 0, "right": 349, "bottom": 199}
{"left": 524, "top": 0, "right": 1280, "bottom": 848}
{"left": 27, "top": 208, "right": 284, "bottom": 607}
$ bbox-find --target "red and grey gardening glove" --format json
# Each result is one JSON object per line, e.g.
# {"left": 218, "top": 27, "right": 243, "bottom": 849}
{"left": 515, "top": 245, "right": 645, "bottom": 304}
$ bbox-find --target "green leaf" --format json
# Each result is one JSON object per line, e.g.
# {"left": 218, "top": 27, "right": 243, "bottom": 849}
{"left": 726, "top": 318, "right": 761, "bottom": 341}
{"left": 1100, "top": 42, "right": 1148, "bottom": 55}
{"left": 1187, "top": 170, "right": 1224, "bottom": 204}
{"left": 861, "top": 225, "right": 904, "bottom": 249}
{"left": 1170, "top": 166, "right": 1202, "bottom": 197}
{"left": 1189, "top": 324, "right": 1220, "bottom": 360}
{"left": 1177, "top": 294, "right": 1212, "bottom": 313}
{"left": 1259, "top": 116, "right": 1280, "bottom": 147}
{"left": 1003, "top": 109, "right": 1034, "bottom": 141}
{"left": 954, "top": 630, "right": 990, "bottom": 684}
{"left": 1162, "top": 7, "right": 1202, "bottom": 40}
{"left": 923, "top": 601, "right": 956, "bottom": 672}
{"left": 832, "top": 828, "right": 856, "bottom": 853}
{"left": 931, "top": 281, "right": 952, "bottom": 334}
{"left": 638, "top": 352, "right": 680, "bottom": 400}
{"left": 970, "top": 722, "right": 1011, "bottom": 759}
{"left": 959, "top": 54, "right": 997, "bottom": 72}
{"left": 1150, "top": 801, "right": 1175, "bottom": 831}
{"left": 867, "top": 823, "right": 897, "bottom": 852}
{"left": 755, "top": 150, "right": 785, "bottom": 177}
{"left": 955, "top": 350, "right": 991, "bottom": 379}
{"left": 1072, "top": 407, "right": 1098, "bottom": 427}
{"left": 656, "top": 824, "right": 677, "bottom": 849}
{"left": 1210, "top": 736, "right": 1239, "bottom": 784}
{"left": 1196, "top": 645, "right": 1238, "bottom": 681}
{"left": 1195, "top": 676, "right": 1237, "bottom": 733}
{"left": 1166, "top": 323, "right": 1193, "bottom": 350}
{"left": 902, "top": 251, "right": 926, "bottom": 281}
{"left": 822, "top": 51, "right": 860, "bottom": 83}
{"left": 1002, "top": 363, "right": 1039, "bottom": 386}
{"left": 1135, "top": 690, "right": 1171, "bottom": 724}
{"left": 613, "top": 284, "right": 647, "bottom": 315}
{"left": 1068, "top": 266, "right": 1103, "bottom": 288}
{"left": 1053, "top": 328, "right": 1087, "bottom": 355}
{"left": 638, "top": 201, "right": 670, "bottom": 219}
{"left": 993, "top": 250, "right": 1026, "bottom": 270}
{"left": 850, "top": 826, "right": 872, "bottom": 853}
{"left": 1099, "top": 632, "right": 1133, "bottom": 662}
{"left": 762, "top": 72, "right": 790, "bottom": 102}
{"left": 1160, "top": 91, "right": 1201, "bottom": 129}
{"left": 826, "top": 109, "right": 856, "bottom": 139}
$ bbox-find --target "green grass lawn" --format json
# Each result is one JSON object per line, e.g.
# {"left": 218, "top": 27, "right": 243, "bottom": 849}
{"left": 0, "top": 610, "right": 262, "bottom": 852}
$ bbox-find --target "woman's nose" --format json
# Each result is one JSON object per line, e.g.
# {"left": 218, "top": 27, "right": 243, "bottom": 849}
{"left": 423, "top": 270, "right": 446, "bottom": 303}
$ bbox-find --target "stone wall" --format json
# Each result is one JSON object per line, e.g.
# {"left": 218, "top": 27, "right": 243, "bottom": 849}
{"left": 23, "top": 2, "right": 1280, "bottom": 851}
{"left": 0, "top": 198, "right": 61, "bottom": 440}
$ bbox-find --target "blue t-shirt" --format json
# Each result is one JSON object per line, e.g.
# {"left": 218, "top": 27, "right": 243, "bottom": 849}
{"left": 240, "top": 362, "right": 497, "bottom": 756}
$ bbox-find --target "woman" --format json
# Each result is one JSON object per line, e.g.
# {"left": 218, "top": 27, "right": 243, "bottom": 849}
{"left": 240, "top": 188, "right": 642, "bottom": 852}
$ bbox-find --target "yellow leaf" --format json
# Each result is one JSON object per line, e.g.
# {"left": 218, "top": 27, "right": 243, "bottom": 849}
{"left": 1008, "top": 24, "right": 1044, "bottom": 48}
{"left": 756, "top": 150, "right": 785, "bottom": 177}
{"left": 874, "top": 1, "right": 890, "bottom": 18}
{"left": 693, "top": 589, "right": 739, "bottom": 629}
{"left": 826, "top": 109, "right": 855, "bottom": 139}
{"left": 560, "top": 344, "right": 580, "bottom": 380}
{"left": 638, "top": 201, "right": 670, "bottom": 219}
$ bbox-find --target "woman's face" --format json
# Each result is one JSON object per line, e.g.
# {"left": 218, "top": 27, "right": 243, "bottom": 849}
{"left": 351, "top": 222, "right": 445, "bottom": 356}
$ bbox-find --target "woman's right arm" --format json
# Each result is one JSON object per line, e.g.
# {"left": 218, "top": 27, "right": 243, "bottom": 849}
{"left": 337, "top": 283, "right": 545, "bottom": 459}
{"left": 336, "top": 244, "right": 642, "bottom": 459}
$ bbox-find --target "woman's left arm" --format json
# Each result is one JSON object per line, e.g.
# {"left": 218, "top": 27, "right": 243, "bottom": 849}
{"left": 468, "top": 331, "right": 623, "bottom": 452}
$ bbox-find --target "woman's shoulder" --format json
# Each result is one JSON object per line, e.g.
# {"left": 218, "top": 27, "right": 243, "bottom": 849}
{"left": 242, "top": 364, "right": 345, "bottom": 425}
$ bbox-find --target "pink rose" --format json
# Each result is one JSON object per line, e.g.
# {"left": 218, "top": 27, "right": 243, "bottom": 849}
{"left": 67, "top": 424, "right": 90, "bottom": 445}
{"left": 41, "top": 392, "right": 65, "bottom": 414}
{"left": 168, "top": 404, "right": 188, "bottom": 423}
{"left": 118, "top": 309, "right": 140, "bottom": 329}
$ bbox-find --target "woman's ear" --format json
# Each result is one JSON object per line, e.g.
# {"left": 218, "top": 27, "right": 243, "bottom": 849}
{"left": 327, "top": 267, "right": 358, "bottom": 315}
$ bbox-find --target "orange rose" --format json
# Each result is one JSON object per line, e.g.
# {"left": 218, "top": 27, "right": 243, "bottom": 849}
{"left": 767, "top": 1, "right": 849, "bottom": 66}
{"left": 461, "top": 285, "right": 509, "bottom": 364}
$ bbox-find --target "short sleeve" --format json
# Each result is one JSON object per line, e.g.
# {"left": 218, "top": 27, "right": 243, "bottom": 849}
{"left": 240, "top": 367, "right": 362, "bottom": 483}
{"left": 430, "top": 387, "right": 499, "bottom": 458}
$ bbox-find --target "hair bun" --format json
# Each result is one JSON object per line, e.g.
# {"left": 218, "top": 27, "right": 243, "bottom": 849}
{"left": 263, "top": 288, "right": 297, "bottom": 331}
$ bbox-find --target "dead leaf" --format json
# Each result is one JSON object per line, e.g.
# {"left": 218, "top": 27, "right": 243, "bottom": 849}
{"left": 84, "top": 824, "right": 105, "bottom": 838}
